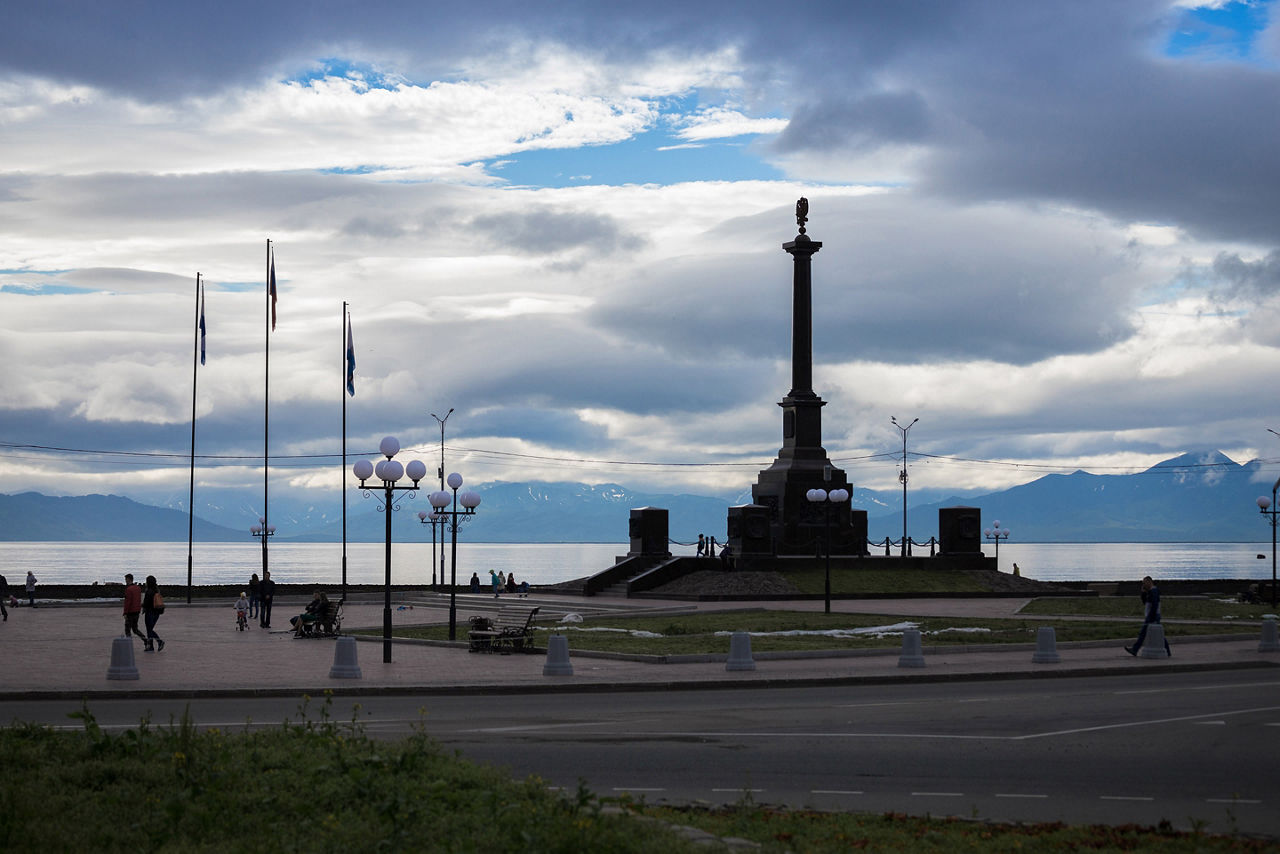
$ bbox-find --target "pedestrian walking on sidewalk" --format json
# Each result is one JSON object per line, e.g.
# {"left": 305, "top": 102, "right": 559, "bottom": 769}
{"left": 122, "top": 574, "right": 149, "bottom": 648}
{"left": 142, "top": 575, "right": 166, "bottom": 652}
{"left": 490, "top": 569, "right": 500, "bottom": 599}
{"left": 25, "top": 571, "right": 36, "bottom": 607}
{"left": 1125, "top": 575, "right": 1171, "bottom": 657}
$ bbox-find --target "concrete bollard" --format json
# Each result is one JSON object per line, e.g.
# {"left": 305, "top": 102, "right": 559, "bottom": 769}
{"left": 106, "top": 636, "right": 140, "bottom": 681}
{"left": 328, "top": 636, "right": 362, "bottom": 679}
{"left": 1259, "top": 617, "right": 1280, "bottom": 653}
{"left": 725, "top": 631, "right": 756, "bottom": 671}
{"left": 1138, "top": 624, "right": 1170, "bottom": 659}
{"left": 1031, "top": 626, "right": 1061, "bottom": 663}
{"left": 543, "top": 634, "right": 573, "bottom": 676}
{"left": 898, "top": 629, "right": 926, "bottom": 668}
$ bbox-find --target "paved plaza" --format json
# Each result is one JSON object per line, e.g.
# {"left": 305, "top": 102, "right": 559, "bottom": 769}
{"left": 0, "top": 591, "right": 1273, "bottom": 698}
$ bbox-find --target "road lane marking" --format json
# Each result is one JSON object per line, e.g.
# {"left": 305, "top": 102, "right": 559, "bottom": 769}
{"left": 996, "top": 793, "right": 1048, "bottom": 799}
{"left": 811, "top": 790, "right": 864, "bottom": 795}
{"left": 712, "top": 788, "right": 763, "bottom": 793}
{"left": 1206, "top": 798, "right": 1261, "bottom": 804}
{"left": 612, "top": 787, "right": 665, "bottom": 792}
{"left": 462, "top": 720, "right": 630, "bottom": 733}
{"left": 1115, "top": 680, "right": 1280, "bottom": 696}
{"left": 1195, "top": 721, "right": 1227, "bottom": 725}
{"left": 913, "top": 792, "right": 963, "bottom": 797}
{"left": 1100, "top": 796, "right": 1153, "bottom": 801}
{"left": 1016, "top": 706, "right": 1280, "bottom": 740}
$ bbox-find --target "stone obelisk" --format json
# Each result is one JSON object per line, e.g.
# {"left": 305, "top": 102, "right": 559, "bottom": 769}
{"left": 749, "top": 199, "right": 853, "bottom": 555}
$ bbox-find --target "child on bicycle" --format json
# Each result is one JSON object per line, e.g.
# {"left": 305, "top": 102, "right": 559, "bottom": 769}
{"left": 234, "top": 591, "right": 250, "bottom": 631}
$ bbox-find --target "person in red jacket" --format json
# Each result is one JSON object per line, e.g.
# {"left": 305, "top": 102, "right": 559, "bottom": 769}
{"left": 122, "top": 574, "right": 149, "bottom": 649}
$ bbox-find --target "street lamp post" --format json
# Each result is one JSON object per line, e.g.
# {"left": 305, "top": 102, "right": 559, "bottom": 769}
{"left": 806, "top": 485, "right": 850, "bottom": 614}
{"left": 417, "top": 510, "right": 445, "bottom": 589}
{"left": 429, "top": 472, "right": 482, "bottom": 640}
{"left": 249, "top": 515, "right": 275, "bottom": 579}
{"left": 353, "top": 436, "right": 427, "bottom": 663}
{"left": 891, "top": 416, "right": 917, "bottom": 557}
{"left": 431, "top": 409, "right": 453, "bottom": 598}
{"left": 983, "top": 520, "right": 1011, "bottom": 571}
{"left": 1256, "top": 476, "right": 1280, "bottom": 607}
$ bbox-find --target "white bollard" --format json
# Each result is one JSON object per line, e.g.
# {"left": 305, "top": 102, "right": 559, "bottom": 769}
{"left": 1259, "top": 617, "right": 1280, "bottom": 653}
{"left": 106, "top": 636, "right": 140, "bottom": 681}
{"left": 1031, "top": 626, "right": 1061, "bottom": 664}
{"left": 328, "top": 636, "right": 363, "bottom": 679}
{"left": 1138, "top": 624, "right": 1170, "bottom": 659}
{"left": 898, "top": 629, "right": 926, "bottom": 668}
{"left": 543, "top": 634, "right": 573, "bottom": 676}
{"left": 725, "top": 631, "right": 756, "bottom": 671}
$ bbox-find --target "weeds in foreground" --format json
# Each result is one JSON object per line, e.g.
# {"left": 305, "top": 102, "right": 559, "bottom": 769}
{"left": 626, "top": 801, "right": 1275, "bottom": 853}
{"left": 0, "top": 695, "right": 699, "bottom": 854}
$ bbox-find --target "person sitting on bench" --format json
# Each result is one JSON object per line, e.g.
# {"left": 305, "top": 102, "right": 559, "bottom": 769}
{"left": 291, "top": 590, "right": 329, "bottom": 636}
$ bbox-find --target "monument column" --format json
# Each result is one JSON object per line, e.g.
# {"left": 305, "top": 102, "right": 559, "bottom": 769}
{"left": 743, "top": 198, "right": 854, "bottom": 556}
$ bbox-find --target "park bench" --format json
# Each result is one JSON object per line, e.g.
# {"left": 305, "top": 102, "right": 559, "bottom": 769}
{"left": 293, "top": 599, "right": 344, "bottom": 638}
{"left": 468, "top": 605, "right": 540, "bottom": 653}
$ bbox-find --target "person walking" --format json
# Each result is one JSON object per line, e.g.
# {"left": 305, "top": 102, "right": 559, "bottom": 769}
{"left": 248, "top": 572, "right": 261, "bottom": 620}
{"left": 489, "top": 569, "right": 500, "bottom": 599}
{"left": 142, "top": 575, "right": 165, "bottom": 652}
{"left": 122, "top": 573, "right": 149, "bottom": 649}
{"left": 696, "top": 534, "right": 705, "bottom": 557}
{"left": 259, "top": 569, "right": 275, "bottom": 628}
{"left": 1125, "top": 575, "right": 1171, "bottom": 657}
{"left": 25, "top": 571, "right": 36, "bottom": 607}
{"left": 0, "top": 573, "right": 7, "bottom": 621}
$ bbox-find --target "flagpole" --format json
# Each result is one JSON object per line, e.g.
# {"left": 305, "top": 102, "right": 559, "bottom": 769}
{"left": 187, "top": 273, "right": 201, "bottom": 605}
{"left": 263, "top": 240, "right": 271, "bottom": 587}
{"left": 342, "top": 301, "right": 349, "bottom": 603}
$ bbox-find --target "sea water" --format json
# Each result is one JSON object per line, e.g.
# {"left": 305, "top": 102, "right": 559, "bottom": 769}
{"left": 0, "top": 541, "right": 1275, "bottom": 588}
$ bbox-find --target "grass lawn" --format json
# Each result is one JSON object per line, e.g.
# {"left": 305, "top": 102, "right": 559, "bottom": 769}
{"left": 384, "top": 609, "right": 1257, "bottom": 655}
{"left": 785, "top": 568, "right": 993, "bottom": 595}
{"left": 1018, "top": 596, "right": 1279, "bottom": 621}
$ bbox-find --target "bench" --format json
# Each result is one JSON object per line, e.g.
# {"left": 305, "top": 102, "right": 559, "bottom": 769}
{"left": 293, "top": 600, "right": 344, "bottom": 638}
{"left": 468, "top": 605, "right": 540, "bottom": 653}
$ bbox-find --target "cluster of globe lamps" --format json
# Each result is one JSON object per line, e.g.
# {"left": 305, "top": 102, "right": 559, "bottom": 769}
{"left": 353, "top": 437, "right": 482, "bottom": 659}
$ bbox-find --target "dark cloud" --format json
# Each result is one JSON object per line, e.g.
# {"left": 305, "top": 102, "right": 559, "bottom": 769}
{"left": 469, "top": 209, "right": 645, "bottom": 256}
{"left": 1211, "top": 250, "right": 1280, "bottom": 297}
{"left": 463, "top": 406, "right": 610, "bottom": 449}
{"left": 774, "top": 90, "right": 935, "bottom": 154}
{"left": 591, "top": 193, "right": 1139, "bottom": 367}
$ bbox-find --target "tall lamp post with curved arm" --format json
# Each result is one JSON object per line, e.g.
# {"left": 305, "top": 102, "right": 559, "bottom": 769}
{"left": 891, "top": 416, "right": 918, "bottom": 556}
{"left": 353, "top": 436, "right": 427, "bottom": 663}
{"left": 429, "top": 472, "right": 482, "bottom": 641}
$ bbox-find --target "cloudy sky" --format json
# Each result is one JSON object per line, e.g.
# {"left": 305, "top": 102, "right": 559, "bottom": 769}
{"left": 2, "top": 0, "right": 1279, "bottom": 516}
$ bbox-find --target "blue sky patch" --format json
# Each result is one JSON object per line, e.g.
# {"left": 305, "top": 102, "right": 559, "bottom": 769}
{"left": 1165, "top": 0, "right": 1273, "bottom": 62}
{"left": 491, "top": 127, "right": 783, "bottom": 188}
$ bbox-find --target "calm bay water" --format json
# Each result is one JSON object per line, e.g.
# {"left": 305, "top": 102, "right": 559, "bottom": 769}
{"left": 1, "top": 541, "right": 1276, "bottom": 588}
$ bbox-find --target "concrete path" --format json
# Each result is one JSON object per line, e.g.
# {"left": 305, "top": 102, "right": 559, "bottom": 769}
{"left": 0, "top": 591, "right": 1274, "bottom": 698}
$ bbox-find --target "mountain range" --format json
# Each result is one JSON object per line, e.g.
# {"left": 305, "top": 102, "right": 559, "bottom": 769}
{"left": 1, "top": 451, "right": 1275, "bottom": 543}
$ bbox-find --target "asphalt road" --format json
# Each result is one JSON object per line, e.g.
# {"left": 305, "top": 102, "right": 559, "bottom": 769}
{"left": 5, "top": 669, "right": 1277, "bottom": 837}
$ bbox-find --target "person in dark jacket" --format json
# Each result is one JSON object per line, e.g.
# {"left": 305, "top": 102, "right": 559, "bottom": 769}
{"left": 259, "top": 569, "right": 275, "bottom": 628}
{"left": 1125, "top": 575, "right": 1171, "bottom": 657}
{"left": 142, "top": 575, "right": 165, "bottom": 652}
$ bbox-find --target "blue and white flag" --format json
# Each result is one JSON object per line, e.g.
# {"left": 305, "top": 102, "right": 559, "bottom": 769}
{"left": 346, "top": 315, "right": 356, "bottom": 397}
{"left": 199, "top": 284, "right": 207, "bottom": 365}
